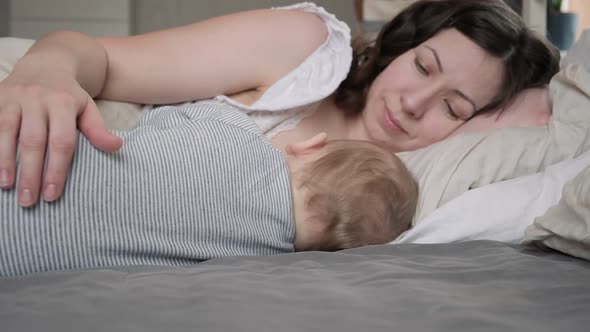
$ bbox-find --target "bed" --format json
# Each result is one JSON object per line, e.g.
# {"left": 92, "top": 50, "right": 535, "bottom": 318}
{"left": 1, "top": 28, "right": 590, "bottom": 331}
{"left": 2, "top": 241, "right": 589, "bottom": 331}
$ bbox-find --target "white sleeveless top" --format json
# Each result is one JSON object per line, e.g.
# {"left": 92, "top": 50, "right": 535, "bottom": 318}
{"left": 214, "top": 2, "right": 353, "bottom": 138}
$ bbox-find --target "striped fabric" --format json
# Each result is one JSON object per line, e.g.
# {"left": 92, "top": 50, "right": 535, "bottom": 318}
{"left": 1, "top": 101, "right": 295, "bottom": 277}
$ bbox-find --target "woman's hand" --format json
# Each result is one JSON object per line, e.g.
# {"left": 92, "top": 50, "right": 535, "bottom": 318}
{"left": 0, "top": 66, "right": 122, "bottom": 207}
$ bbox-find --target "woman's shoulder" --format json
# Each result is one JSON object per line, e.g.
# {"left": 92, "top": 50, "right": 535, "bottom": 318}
{"left": 219, "top": 2, "right": 353, "bottom": 112}
{"left": 272, "top": 2, "right": 351, "bottom": 37}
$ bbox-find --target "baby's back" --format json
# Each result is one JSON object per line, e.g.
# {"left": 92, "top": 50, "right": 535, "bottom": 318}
{"left": 0, "top": 101, "right": 295, "bottom": 277}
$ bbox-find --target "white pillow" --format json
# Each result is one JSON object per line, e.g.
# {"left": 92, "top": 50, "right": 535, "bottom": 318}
{"left": 395, "top": 150, "right": 590, "bottom": 244}
{"left": 523, "top": 164, "right": 590, "bottom": 261}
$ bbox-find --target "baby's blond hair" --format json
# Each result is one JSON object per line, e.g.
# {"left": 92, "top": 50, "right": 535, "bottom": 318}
{"left": 298, "top": 140, "right": 418, "bottom": 251}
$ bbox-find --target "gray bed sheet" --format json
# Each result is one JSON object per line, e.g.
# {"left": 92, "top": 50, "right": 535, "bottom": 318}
{"left": 1, "top": 240, "right": 589, "bottom": 332}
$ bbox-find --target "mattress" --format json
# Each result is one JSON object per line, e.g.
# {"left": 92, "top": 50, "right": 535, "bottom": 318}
{"left": 1, "top": 241, "right": 589, "bottom": 332}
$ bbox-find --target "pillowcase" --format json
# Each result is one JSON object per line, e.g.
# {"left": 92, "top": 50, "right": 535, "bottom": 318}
{"left": 0, "top": 37, "right": 143, "bottom": 130}
{"left": 397, "top": 29, "right": 590, "bottom": 224}
{"left": 520, "top": 31, "right": 590, "bottom": 260}
{"left": 395, "top": 150, "right": 590, "bottom": 244}
{"left": 522, "top": 164, "right": 590, "bottom": 261}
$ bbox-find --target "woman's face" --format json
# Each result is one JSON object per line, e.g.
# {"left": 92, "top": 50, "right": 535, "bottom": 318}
{"left": 360, "top": 28, "right": 504, "bottom": 152}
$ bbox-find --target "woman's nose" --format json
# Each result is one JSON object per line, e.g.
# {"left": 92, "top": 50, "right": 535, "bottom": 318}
{"left": 400, "top": 88, "right": 436, "bottom": 119}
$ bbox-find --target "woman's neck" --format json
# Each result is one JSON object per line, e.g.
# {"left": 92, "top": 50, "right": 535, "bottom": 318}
{"left": 304, "top": 97, "right": 371, "bottom": 139}
{"left": 270, "top": 97, "right": 368, "bottom": 152}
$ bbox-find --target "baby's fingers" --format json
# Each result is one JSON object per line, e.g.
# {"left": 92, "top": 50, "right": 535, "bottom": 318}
{"left": 42, "top": 107, "right": 77, "bottom": 202}
{"left": 17, "top": 102, "right": 48, "bottom": 207}
{"left": 0, "top": 105, "right": 21, "bottom": 189}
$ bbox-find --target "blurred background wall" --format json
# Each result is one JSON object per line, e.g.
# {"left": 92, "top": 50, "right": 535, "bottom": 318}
{"left": 0, "top": 0, "right": 9, "bottom": 37}
{"left": 0, "top": 1, "right": 588, "bottom": 50}
{"left": 5, "top": 0, "right": 131, "bottom": 38}
{"left": 1, "top": 0, "right": 354, "bottom": 39}
{"left": 133, "top": 1, "right": 355, "bottom": 35}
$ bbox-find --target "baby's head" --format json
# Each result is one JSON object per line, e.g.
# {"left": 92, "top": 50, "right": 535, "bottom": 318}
{"left": 286, "top": 133, "right": 418, "bottom": 251}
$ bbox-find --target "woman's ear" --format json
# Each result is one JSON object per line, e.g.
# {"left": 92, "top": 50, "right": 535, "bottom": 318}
{"left": 286, "top": 132, "right": 328, "bottom": 157}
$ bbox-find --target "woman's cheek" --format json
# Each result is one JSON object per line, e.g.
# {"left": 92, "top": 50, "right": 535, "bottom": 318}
{"left": 422, "top": 121, "right": 458, "bottom": 143}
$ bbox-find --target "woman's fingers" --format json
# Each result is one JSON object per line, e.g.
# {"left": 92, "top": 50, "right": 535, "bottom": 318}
{"left": 78, "top": 97, "right": 123, "bottom": 152}
{"left": 0, "top": 66, "right": 115, "bottom": 206}
{"left": 0, "top": 104, "right": 21, "bottom": 189}
{"left": 17, "top": 101, "right": 48, "bottom": 207}
{"left": 42, "top": 105, "right": 78, "bottom": 202}
{"left": 41, "top": 97, "right": 122, "bottom": 204}
{"left": 1, "top": 83, "right": 121, "bottom": 206}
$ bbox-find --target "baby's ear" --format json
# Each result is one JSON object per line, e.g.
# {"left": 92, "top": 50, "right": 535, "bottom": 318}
{"left": 285, "top": 132, "right": 328, "bottom": 157}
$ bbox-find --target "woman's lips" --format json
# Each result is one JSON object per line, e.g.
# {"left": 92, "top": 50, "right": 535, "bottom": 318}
{"left": 383, "top": 106, "right": 408, "bottom": 134}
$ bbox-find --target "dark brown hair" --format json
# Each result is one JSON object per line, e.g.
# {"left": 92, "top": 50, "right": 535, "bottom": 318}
{"left": 297, "top": 140, "right": 418, "bottom": 251}
{"left": 334, "top": 0, "right": 560, "bottom": 116}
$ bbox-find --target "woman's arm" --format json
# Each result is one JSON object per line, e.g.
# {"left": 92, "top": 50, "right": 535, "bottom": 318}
{"left": 0, "top": 7, "right": 328, "bottom": 207}
{"left": 14, "top": 30, "right": 109, "bottom": 99}
{"left": 97, "top": 8, "right": 328, "bottom": 104}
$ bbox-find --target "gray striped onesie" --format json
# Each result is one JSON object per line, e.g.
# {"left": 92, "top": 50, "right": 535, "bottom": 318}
{"left": 1, "top": 100, "right": 295, "bottom": 277}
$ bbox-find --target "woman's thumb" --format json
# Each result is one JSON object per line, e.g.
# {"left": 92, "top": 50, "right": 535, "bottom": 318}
{"left": 77, "top": 97, "right": 123, "bottom": 152}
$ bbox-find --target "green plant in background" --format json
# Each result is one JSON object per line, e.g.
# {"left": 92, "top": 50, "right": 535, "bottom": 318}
{"left": 550, "top": 0, "right": 562, "bottom": 12}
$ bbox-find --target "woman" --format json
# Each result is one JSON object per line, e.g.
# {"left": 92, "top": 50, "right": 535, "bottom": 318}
{"left": 0, "top": 0, "right": 559, "bottom": 207}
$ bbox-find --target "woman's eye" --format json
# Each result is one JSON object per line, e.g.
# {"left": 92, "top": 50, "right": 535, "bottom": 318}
{"left": 444, "top": 99, "right": 461, "bottom": 121}
{"left": 414, "top": 58, "right": 429, "bottom": 76}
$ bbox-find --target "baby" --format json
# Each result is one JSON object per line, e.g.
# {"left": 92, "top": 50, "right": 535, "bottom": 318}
{"left": 0, "top": 101, "right": 417, "bottom": 277}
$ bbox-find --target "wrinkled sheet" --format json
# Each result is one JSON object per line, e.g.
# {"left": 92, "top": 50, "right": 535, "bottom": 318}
{"left": 1, "top": 241, "right": 589, "bottom": 332}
